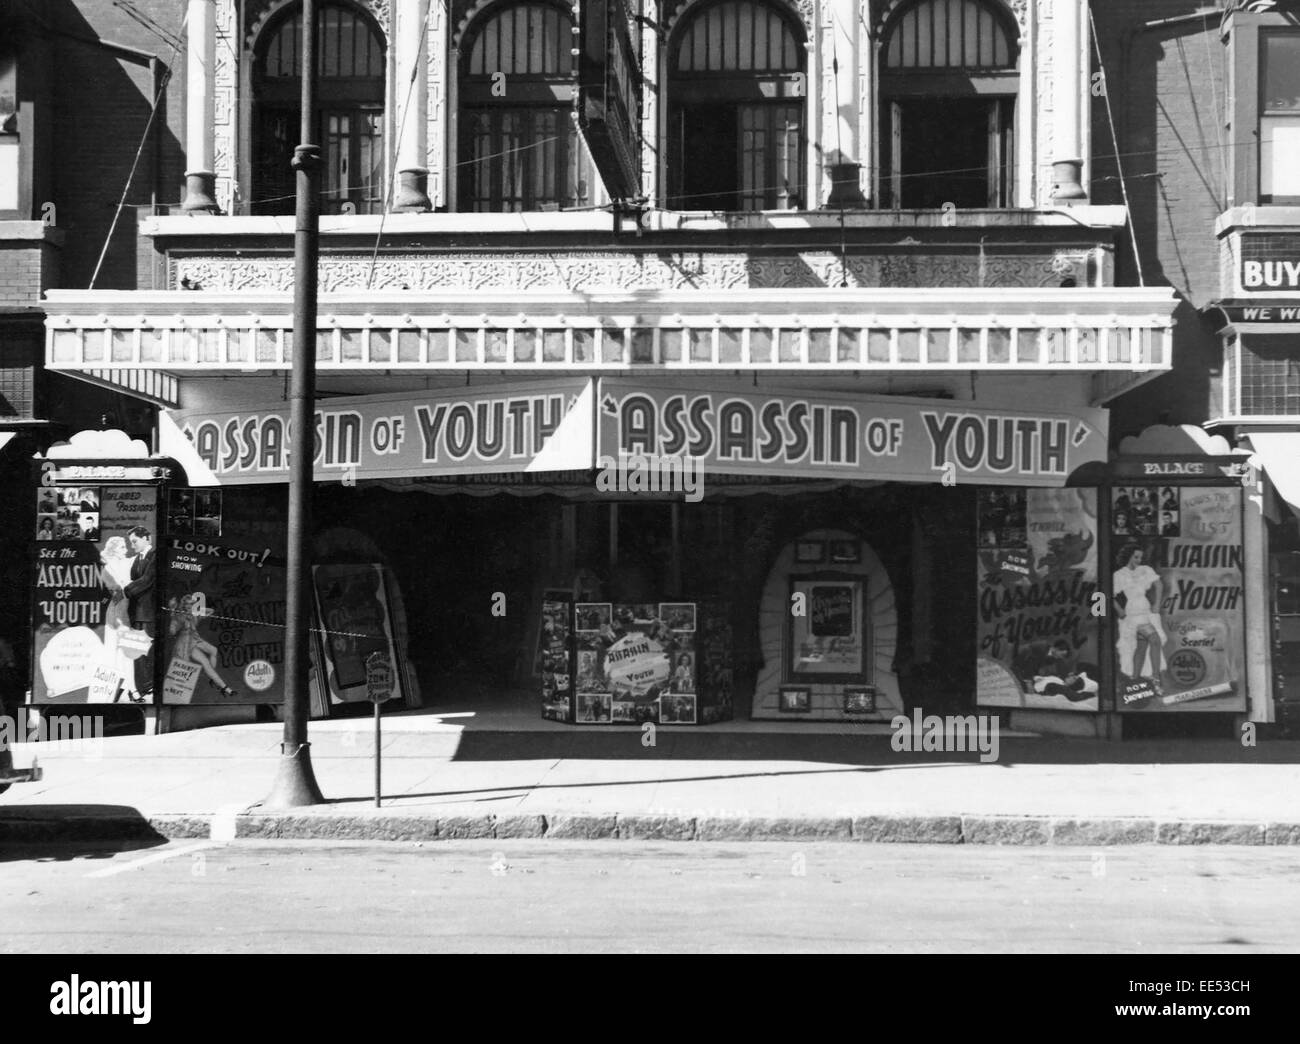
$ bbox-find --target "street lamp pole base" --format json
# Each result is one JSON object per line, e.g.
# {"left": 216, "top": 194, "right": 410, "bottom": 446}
{"left": 262, "top": 743, "right": 325, "bottom": 809}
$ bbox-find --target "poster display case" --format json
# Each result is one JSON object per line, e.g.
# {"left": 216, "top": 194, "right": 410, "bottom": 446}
{"left": 975, "top": 488, "right": 1102, "bottom": 713}
{"left": 541, "top": 601, "right": 731, "bottom": 725}
{"left": 31, "top": 460, "right": 173, "bottom": 705}
{"left": 1108, "top": 481, "right": 1246, "bottom": 713}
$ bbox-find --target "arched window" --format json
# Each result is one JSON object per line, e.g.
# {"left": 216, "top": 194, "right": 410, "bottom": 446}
{"left": 879, "top": 0, "right": 1019, "bottom": 209}
{"left": 252, "top": 1, "right": 386, "bottom": 216}
{"left": 459, "top": 2, "right": 596, "bottom": 212}
{"left": 667, "top": 0, "right": 806, "bottom": 211}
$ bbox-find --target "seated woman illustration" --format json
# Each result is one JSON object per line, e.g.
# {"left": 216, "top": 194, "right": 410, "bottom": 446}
{"left": 167, "top": 593, "right": 239, "bottom": 698}
{"left": 98, "top": 536, "right": 142, "bottom": 702}
{"left": 1113, "top": 543, "right": 1168, "bottom": 693}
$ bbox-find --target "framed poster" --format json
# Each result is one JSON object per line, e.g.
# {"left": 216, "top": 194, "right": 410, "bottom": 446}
{"left": 975, "top": 488, "right": 1101, "bottom": 713}
{"left": 786, "top": 576, "right": 867, "bottom": 683}
{"left": 312, "top": 564, "right": 405, "bottom": 705}
{"left": 161, "top": 538, "right": 287, "bottom": 705}
{"left": 540, "top": 596, "right": 573, "bottom": 722}
{"left": 1113, "top": 486, "right": 1245, "bottom": 712}
{"left": 32, "top": 484, "right": 160, "bottom": 704}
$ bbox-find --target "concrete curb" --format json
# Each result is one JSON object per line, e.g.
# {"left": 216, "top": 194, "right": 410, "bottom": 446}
{"left": 3, "top": 811, "right": 1300, "bottom": 845}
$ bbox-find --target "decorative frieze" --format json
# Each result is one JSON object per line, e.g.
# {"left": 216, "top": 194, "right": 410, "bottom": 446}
{"left": 168, "top": 248, "right": 1095, "bottom": 293}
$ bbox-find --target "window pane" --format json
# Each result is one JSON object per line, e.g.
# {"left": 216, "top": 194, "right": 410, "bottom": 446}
{"left": 369, "top": 330, "right": 392, "bottom": 362}
{"left": 1263, "top": 34, "right": 1300, "bottom": 113}
{"left": 397, "top": 330, "right": 421, "bottom": 362}
{"left": 456, "top": 329, "right": 478, "bottom": 361}
{"left": 837, "top": 329, "right": 859, "bottom": 363}
{"left": 867, "top": 330, "right": 891, "bottom": 362}
{"left": 808, "top": 329, "right": 831, "bottom": 363}
{"left": 602, "top": 328, "right": 626, "bottom": 363}
{"left": 427, "top": 330, "right": 449, "bottom": 362}
{"left": 689, "top": 328, "right": 712, "bottom": 362}
{"left": 514, "top": 329, "right": 537, "bottom": 362}
{"left": 573, "top": 329, "right": 595, "bottom": 362}
{"left": 957, "top": 328, "right": 981, "bottom": 362}
{"left": 718, "top": 328, "right": 742, "bottom": 362}
{"left": 925, "top": 329, "right": 949, "bottom": 363}
{"left": 749, "top": 328, "right": 772, "bottom": 362}
{"left": 111, "top": 330, "right": 134, "bottom": 362}
{"left": 631, "top": 328, "right": 655, "bottom": 362}
{"left": 778, "top": 330, "right": 800, "bottom": 362}
{"left": 340, "top": 329, "right": 363, "bottom": 361}
{"left": 485, "top": 329, "right": 509, "bottom": 362}
{"left": 897, "top": 330, "right": 920, "bottom": 362}
{"left": 140, "top": 329, "right": 165, "bottom": 363}
{"left": 660, "top": 329, "right": 683, "bottom": 362}
{"left": 541, "top": 330, "right": 566, "bottom": 362}
{"left": 1262, "top": 116, "right": 1300, "bottom": 199}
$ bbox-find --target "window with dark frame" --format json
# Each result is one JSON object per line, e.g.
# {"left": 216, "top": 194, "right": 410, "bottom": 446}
{"left": 1260, "top": 31, "right": 1300, "bottom": 204}
{"left": 667, "top": 0, "right": 806, "bottom": 212}
{"left": 878, "top": 0, "right": 1018, "bottom": 210}
{"left": 458, "top": 1, "right": 595, "bottom": 213}
{"left": 252, "top": 1, "right": 386, "bottom": 216}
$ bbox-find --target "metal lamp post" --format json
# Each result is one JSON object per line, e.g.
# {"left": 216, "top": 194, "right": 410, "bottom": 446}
{"left": 264, "top": 0, "right": 325, "bottom": 808}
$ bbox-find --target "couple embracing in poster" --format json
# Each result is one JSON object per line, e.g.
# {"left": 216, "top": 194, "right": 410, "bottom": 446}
{"left": 98, "top": 527, "right": 156, "bottom": 702}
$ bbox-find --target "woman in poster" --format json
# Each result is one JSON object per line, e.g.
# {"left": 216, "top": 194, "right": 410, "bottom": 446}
{"left": 672, "top": 652, "right": 694, "bottom": 693}
{"left": 1113, "top": 544, "right": 1168, "bottom": 691}
{"left": 167, "top": 593, "right": 239, "bottom": 698}
{"left": 98, "top": 536, "right": 140, "bottom": 702}
{"left": 36, "top": 518, "right": 55, "bottom": 540}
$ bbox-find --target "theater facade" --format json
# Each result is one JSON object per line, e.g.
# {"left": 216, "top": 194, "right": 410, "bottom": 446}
{"left": 33, "top": 0, "right": 1226, "bottom": 735}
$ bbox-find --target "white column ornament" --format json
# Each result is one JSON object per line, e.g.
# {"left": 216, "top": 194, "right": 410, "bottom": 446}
{"left": 182, "top": 0, "right": 219, "bottom": 211}
{"left": 1050, "top": 0, "right": 1086, "bottom": 201}
{"left": 394, "top": 0, "right": 431, "bottom": 210}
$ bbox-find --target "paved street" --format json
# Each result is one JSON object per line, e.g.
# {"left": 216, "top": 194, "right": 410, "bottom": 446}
{"left": 3, "top": 840, "right": 1299, "bottom": 954}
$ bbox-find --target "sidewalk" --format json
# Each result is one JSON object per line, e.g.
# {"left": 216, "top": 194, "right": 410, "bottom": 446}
{"left": 2, "top": 709, "right": 1299, "bottom": 845}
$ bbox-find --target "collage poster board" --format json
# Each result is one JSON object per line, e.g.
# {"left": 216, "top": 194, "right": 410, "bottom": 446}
{"left": 160, "top": 537, "right": 288, "bottom": 705}
{"left": 976, "top": 488, "right": 1102, "bottom": 713}
{"left": 32, "top": 484, "right": 160, "bottom": 704}
{"left": 540, "top": 596, "right": 574, "bottom": 722}
{"left": 312, "top": 563, "right": 406, "bottom": 705}
{"left": 1110, "top": 485, "right": 1245, "bottom": 712}
{"left": 574, "top": 603, "right": 698, "bottom": 724}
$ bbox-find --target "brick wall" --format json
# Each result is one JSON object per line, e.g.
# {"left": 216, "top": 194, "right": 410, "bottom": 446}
{"left": 1090, "top": 0, "right": 1227, "bottom": 440}
{"left": 43, "top": 0, "right": 188, "bottom": 291}
{"left": 0, "top": 241, "right": 45, "bottom": 308}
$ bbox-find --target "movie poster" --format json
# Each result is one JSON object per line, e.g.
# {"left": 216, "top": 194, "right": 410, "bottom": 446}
{"left": 312, "top": 564, "right": 405, "bottom": 705}
{"left": 32, "top": 485, "right": 159, "bottom": 704}
{"left": 1112, "top": 486, "right": 1245, "bottom": 712}
{"left": 574, "top": 603, "right": 696, "bottom": 724}
{"left": 540, "top": 597, "right": 573, "bottom": 722}
{"left": 161, "top": 537, "right": 286, "bottom": 705}
{"left": 976, "top": 488, "right": 1101, "bottom": 712}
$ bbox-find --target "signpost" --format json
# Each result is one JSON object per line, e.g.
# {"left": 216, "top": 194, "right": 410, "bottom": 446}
{"left": 366, "top": 650, "right": 394, "bottom": 807}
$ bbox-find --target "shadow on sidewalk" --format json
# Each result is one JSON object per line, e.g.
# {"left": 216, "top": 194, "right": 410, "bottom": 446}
{"left": 447, "top": 731, "right": 1300, "bottom": 765}
{"left": 0, "top": 805, "right": 169, "bottom": 861}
